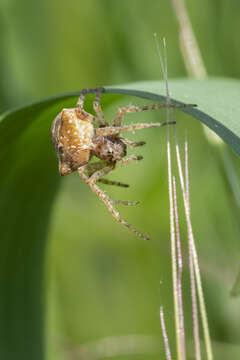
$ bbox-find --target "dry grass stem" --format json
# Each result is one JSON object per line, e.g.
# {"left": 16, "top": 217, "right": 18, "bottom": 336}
{"left": 173, "top": 176, "right": 186, "bottom": 360}
{"left": 170, "top": 0, "right": 207, "bottom": 78}
{"left": 185, "top": 136, "right": 201, "bottom": 360}
{"left": 156, "top": 37, "right": 212, "bottom": 359}
{"left": 159, "top": 37, "right": 185, "bottom": 360}
{"left": 156, "top": 36, "right": 184, "bottom": 360}
{"left": 174, "top": 130, "right": 213, "bottom": 360}
{"left": 167, "top": 129, "right": 182, "bottom": 358}
{"left": 160, "top": 307, "right": 172, "bottom": 360}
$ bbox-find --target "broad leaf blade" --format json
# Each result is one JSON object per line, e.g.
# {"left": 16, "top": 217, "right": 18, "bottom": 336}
{"left": 0, "top": 77, "right": 240, "bottom": 359}
{"left": 106, "top": 78, "right": 240, "bottom": 156}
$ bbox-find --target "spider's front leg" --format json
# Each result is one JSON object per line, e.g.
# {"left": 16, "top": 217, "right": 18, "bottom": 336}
{"left": 118, "top": 155, "right": 143, "bottom": 165}
{"left": 113, "top": 103, "right": 197, "bottom": 127}
{"left": 96, "top": 121, "right": 175, "bottom": 137}
{"left": 120, "top": 138, "right": 146, "bottom": 147}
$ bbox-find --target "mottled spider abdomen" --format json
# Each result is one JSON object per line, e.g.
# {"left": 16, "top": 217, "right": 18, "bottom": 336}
{"left": 51, "top": 108, "right": 94, "bottom": 176}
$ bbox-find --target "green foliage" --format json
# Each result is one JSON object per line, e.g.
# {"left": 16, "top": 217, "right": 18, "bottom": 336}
{"left": 1, "top": 1, "right": 240, "bottom": 359}
{"left": 0, "top": 79, "right": 240, "bottom": 359}
{"left": 107, "top": 78, "right": 240, "bottom": 156}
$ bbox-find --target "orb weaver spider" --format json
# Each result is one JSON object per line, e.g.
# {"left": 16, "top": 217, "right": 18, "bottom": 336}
{"left": 51, "top": 87, "right": 196, "bottom": 240}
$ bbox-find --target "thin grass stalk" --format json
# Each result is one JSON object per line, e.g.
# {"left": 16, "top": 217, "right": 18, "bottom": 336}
{"left": 156, "top": 36, "right": 189, "bottom": 360}
{"left": 170, "top": 0, "right": 207, "bottom": 78}
{"left": 159, "top": 36, "right": 183, "bottom": 360}
{"left": 189, "top": 243, "right": 201, "bottom": 360}
{"left": 185, "top": 137, "right": 201, "bottom": 360}
{"left": 167, "top": 129, "right": 181, "bottom": 359}
{"left": 174, "top": 131, "right": 213, "bottom": 360}
{"left": 160, "top": 307, "right": 172, "bottom": 360}
{"left": 173, "top": 176, "right": 186, "bottom": 360}
{"left": 159, "top": 38, "right": 182, "bottom": 359}
{"left": 184, "top": 131, "right": 190, "bottom": 207}
{"left": 170, "top": 1, "right": 213, "bottom": 354}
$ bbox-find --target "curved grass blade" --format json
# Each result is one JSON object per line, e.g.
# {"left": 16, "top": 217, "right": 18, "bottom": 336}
{"left": 0, "top": 77, "right": 239, "bottom": 359}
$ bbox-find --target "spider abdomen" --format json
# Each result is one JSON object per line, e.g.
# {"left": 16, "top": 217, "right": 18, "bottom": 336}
{"left": 51, "top": 108, "right": 94, "bottom": 175}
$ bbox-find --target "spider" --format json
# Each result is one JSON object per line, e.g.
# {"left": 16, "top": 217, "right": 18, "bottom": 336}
{"left": 51, "top": 87, "right": 196, "bottom": 240}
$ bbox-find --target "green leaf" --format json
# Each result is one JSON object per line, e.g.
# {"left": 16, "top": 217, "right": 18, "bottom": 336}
{"left": 106, "top": 78, "right": 240, "bottom": 156}
{"left": 0, "top": 77, "right": 239, "bottom": 359}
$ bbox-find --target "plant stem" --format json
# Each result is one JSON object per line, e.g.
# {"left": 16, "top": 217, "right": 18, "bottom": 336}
{"left": 170, "top": 0, "right": 207, "bottom": 78}
{"left": 173, "top": 176, "right": 186, "bottom": 360}
{"left": 175, "top": 131, "right": 213, "bottom": 360}
{"left": 167, "top": 130, "right": 182, "bottom": 359}
{"left": 160, "top": 307, "right": 172, "bottom": 360}
{"left": 185, "top": 136, "right": 201, "bottom": 360}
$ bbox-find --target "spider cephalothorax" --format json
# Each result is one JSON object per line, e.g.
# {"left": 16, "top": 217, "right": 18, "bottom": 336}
{"left": 51, "top": 87, "right": 196, "bottom": 240}
{"left": 91, "top": 135, "right": 127, "bottom": 162}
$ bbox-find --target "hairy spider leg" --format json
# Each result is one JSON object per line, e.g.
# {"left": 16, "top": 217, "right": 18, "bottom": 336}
{"left": 117, "top": 139, "right": 145, "bottom": 165}
{"left": 98, "top": 178, "right": 129, "bottom": 188}
{"left": 93, "top": 88, "right": 109, "bottom": 126}
{"left": 113, "top": 103, "right": 197, "bottom": 127}
{"left": 88, "top": 166, "right": 138, "bottom": 205}
{"left": 84, "top": 162, "right": 130, "bottom": 188}
{"left": 87, "top": 162, "right": 107, "bottom": 173}
{"left": 78, "top": 171, "right": 149, "bottom": 240}
{"left": 76, "top": 87, "right": 107, "bottom": 127}
{"left": 118, "top": 155, "right": 143, "bottom": 164}
{"left": 110, "top": 199, "right": 139, "bottom": 206}
{"left": 77, "top": 87, "right": 104, "bottom": 107}
{"left": 78, "top": 161, "right": 113, "bottom": 183}
{"left": 96, "top": 121, "right": 176, "bottom": 137}
{"left": 87, "top": 164, "right": 115, "bottom": 185}
{"left": 120, "top": 138, "right": 146, "bottom": 147}
{"left": 79, "top": 162, "right": 137, "bottom": 204}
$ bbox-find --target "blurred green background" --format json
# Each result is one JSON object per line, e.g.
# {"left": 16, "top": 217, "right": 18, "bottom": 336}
{"left": 1, "top": 0, "right": 240, "bottom": 359}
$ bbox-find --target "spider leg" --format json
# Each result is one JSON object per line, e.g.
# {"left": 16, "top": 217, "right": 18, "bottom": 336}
{"left": 118, "top": 155, "right": 143, "bottom": 165}
{"left": 80, "top": 162, "right": 131, "bottom": 189}
{"left": 77, "top": 88, "right": 89, "bottom": 108}
{"left": 114, "top": 103, "right": 197, "bottom": 126}
{"left": 78, "top": 171, "right": 149, "bottom": 240}
{"left": 98, "top": 178, "right": 129, "bottom": 188}
{"left": 93, "top": 88, "right": 109, "bottom": 126}
{"left": 91, "top": 175, "right": 138, "bottom": 205}
{"left": 77, "top": 87, "right": 105, "bottom": 107}
{"left": 96, "top": 121, "right": 175, "bottom": 137}
{"left": 121, "top": 138, "right": 146, "bottom": 147}
{"left": 87, "top": 164, "right": 115, "bottom": 185}
{"left": 88, "top": 164, "right": 140, "bottom": 206}
{"left": 78, "top": 161, "right": 107, "bottom": 177}
{"left": 76, "top": 88, "right": 106, "bottom": 127}
{"left": 111, "top": 199, "right": 139, "bottom": 206}
{"left": 86, "top": 161, "right": 108, "bottom": 175}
